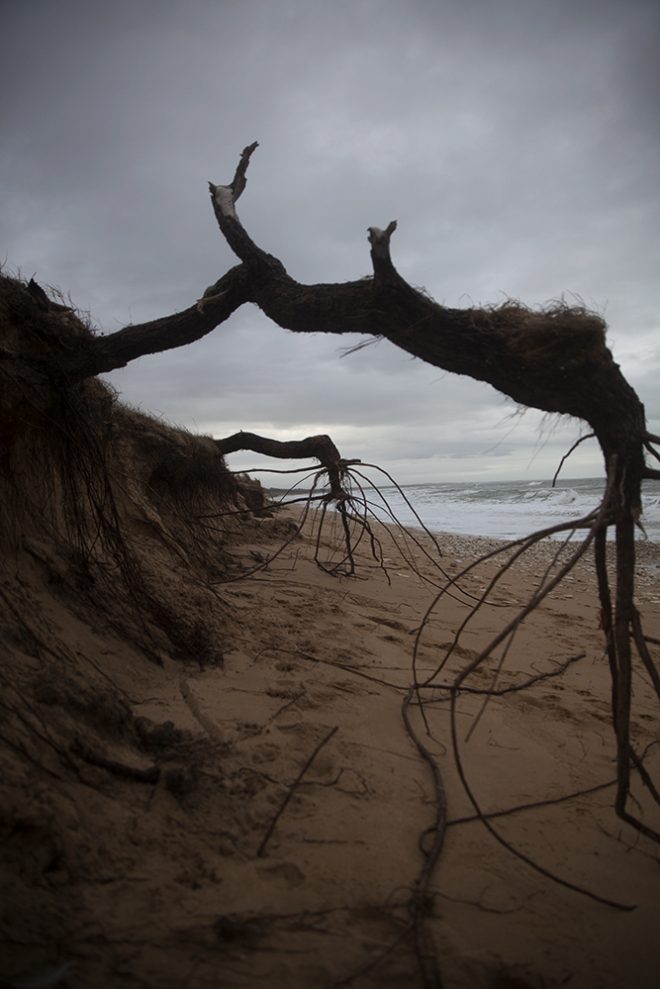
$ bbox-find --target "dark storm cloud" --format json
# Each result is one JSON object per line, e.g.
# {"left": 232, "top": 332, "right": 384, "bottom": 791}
{"left": 2, "top": 0, "right": 658, "bottom": 480}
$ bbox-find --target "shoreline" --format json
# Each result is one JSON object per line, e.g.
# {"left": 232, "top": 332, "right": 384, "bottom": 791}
{"left": 266, "top": 475, "right": 660, "bottom": 548}
{"left": 271, "top": 498, "right": 660, "bottom": 603}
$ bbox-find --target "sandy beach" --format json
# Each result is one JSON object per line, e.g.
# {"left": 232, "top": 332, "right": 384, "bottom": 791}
{"left": 2, "top": 490, "right": 659, "bottom": 989}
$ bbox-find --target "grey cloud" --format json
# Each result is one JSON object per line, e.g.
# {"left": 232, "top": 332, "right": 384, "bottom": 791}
{"left": 2, "top": 0, "right": 658, "bottom": 483}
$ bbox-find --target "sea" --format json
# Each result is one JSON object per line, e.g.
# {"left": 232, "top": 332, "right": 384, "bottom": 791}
{"left": 349, "top": 476, "right": 660, "bottom": 543}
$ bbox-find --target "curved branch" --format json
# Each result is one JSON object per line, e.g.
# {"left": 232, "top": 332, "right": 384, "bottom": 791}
{"left": 228, "top": 140, "right": 259, "bottom": 200}
{"left": 552, "top": 432, "right": 595, "bottom": 486}
{"left": 215, "top": 429, "right": 360, "bottom": 499}
{"left": 203, "top": 145, "right": 646, "bottom": 471}
{"left": 208, "top": 140, "right": 282, "bottom": 270}
{"left": 32, "top": 142, "right": 644, "bottom": 485}
{"left": 643, "top": 440, "right": 660, "bottom": 465}
{"left": 216, "top": 430, "right": 340, "bottom": 465}
{"left": 62, "top": 264, "right": 250, "bottom": 382}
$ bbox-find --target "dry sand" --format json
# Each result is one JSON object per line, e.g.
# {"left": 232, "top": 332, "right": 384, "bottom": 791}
{"left": 1, "top": 504, "right": 659, "bottom": 988}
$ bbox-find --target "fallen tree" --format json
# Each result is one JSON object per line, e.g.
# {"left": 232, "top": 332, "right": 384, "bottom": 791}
{"left": 2, "top": 144, "right": 658, "bottom": 899}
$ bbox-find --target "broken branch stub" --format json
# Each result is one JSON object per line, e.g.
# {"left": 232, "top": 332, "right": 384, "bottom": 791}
{"left": 208, "top": 141, "right": 279, "bottom": 271}
{"left": 368, "top": 220, "right": 398, "bottom": 280}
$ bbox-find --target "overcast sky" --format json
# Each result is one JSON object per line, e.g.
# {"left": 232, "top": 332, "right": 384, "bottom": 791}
{"left": 2, "top": 0, "right": 658, "bottom": 484}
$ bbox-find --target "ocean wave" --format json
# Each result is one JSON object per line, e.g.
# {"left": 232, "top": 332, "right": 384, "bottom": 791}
{"left": 372, "top": 476, "right": 660, "bottom": 542}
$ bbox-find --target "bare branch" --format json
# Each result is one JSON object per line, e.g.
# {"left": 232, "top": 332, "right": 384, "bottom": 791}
{"left": 256, "top": 725, "right": 338, "bottom": 857}
{"left": 215, "top": 429, "right": 342, "bottom": 468}
{"left": 552, "top": 432, "right": 595, "bottom": 486}
{"left": 230, "top": 140, "right": 259, "bottom": 200}
{"left": 208, "top": 141, "right": 277, "bottom": 267}
{"left": 643, "top": 440, "right": 660, "bottom": 465}
{"left": 418, "top": 652, "right": 586, "bottom": 699}
{"left": 214, "top": 429, "right": 358, "bottom": 499}
{"left": 401, "top": 686, "right": 447, "bottom": 988}
{"left": 46, "top": 264, "right": 250, "bottom": 382}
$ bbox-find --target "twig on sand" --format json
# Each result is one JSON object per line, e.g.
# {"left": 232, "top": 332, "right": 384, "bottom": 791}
{"left": 401, "top": 687, "right": 447, "bottom": 988}
{"left": 257, "top": 725, "right": 338, "bottom": 858}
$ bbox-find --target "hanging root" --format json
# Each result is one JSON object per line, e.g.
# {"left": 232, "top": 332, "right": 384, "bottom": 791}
{"left": 205, "top": 451, "right": 490, "bottom": 611}
{"left": 407, "top": 461, "right": 659, "bottom": 927}
{"left": 206, "top": 434, "right": 658, "bottom": 951}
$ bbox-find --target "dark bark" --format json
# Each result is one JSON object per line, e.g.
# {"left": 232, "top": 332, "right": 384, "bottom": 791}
{"left": 215, "top": 430, "right": 358, "bottom": 497}
{"left": 215, "top": 430, "right": 342, "bottom": 466}
{"left": 62, "top": 264, "right": 250, "bottom": 380}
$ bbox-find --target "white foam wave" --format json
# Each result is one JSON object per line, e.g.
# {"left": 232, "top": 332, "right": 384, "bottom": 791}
{"left": 372, "top": 478, "right": 660, "bottom": 542}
